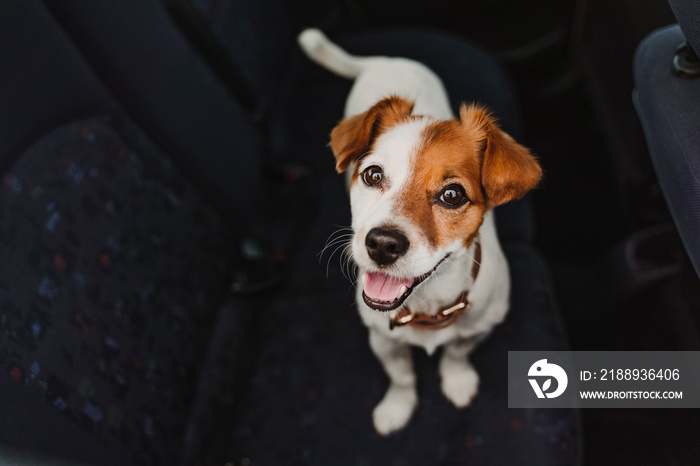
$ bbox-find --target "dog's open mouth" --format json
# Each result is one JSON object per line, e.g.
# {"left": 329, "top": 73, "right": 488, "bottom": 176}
{"left": 361, "top": 256, "right": 449, "bottom": 311}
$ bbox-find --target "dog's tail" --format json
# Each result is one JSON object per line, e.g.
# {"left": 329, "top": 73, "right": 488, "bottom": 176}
{"left": 298, "top": 28, "right": 370, "bottom": 79}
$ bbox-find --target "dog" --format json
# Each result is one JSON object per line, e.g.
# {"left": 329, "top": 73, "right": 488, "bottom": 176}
{"left": 298, "top": 29, "right": 542, "bottom": 435}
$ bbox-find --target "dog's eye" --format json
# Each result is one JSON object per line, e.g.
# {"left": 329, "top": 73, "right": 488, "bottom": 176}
{"left": 439, "top": 184, "right": 468, "bottom": 207}
{"left": 362, "top": 165, "right": 383, "bottom": 186}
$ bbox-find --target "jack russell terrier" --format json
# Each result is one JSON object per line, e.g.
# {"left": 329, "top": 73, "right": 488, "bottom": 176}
{"left": 298, "top": 29, "right": 542, "bottom": 436}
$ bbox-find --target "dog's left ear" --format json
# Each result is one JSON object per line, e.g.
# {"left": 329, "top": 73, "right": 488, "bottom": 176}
{"left": 330, "top": 96, "right": 414, "bottom": 173}
{"left": 461, "top": 104, "right": 542, "bottom": 207}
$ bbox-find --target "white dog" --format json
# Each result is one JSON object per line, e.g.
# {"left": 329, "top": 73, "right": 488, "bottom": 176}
{"left": 299, "top": 29, "right": 542, "bottom": 435}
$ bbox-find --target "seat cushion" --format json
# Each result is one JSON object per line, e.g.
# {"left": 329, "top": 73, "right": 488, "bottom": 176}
{"left": 228, "top": 243, "right": 579, "bottom": 465}
{"left": 0, "top": 118, "right": 234, "bottom": 465}
{"left": 634, "top": 25, "right": 700, "bottom": 276}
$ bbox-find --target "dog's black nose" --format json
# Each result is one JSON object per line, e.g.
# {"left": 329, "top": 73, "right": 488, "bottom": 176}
{"left": 365, "top": 227, "right": 409, "bottom": 266}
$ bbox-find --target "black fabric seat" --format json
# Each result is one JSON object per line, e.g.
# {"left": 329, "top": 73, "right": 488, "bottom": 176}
{"left": 634, "top": 0, "right": 700, "bottom": 278}
{"left": 174, "top": 6, "right": 579, "bottom": 462}
{"left": 0, "top": 0, "right": 580, "bottom": 464}
{"left": 0, "top": 2, "right": 249, "bottom": 464}
{"left": 212, "top": 29, "right": 580, "bottom": 465}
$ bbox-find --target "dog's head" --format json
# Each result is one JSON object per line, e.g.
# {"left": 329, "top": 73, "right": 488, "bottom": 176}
{"left": 330, "top": 96, "right": 542, "bottom": 311}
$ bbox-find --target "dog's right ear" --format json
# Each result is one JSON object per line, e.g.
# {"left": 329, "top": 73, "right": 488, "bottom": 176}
{"left": 330, "top": 96, "right": 414, "bottom": 173}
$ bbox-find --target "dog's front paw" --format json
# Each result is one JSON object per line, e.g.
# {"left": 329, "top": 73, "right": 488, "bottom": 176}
{"left": 440, "top": 360, "right": 479, "bottom": 408}
{"left": 373, "top": 384, "right": 418, "bottom": 436}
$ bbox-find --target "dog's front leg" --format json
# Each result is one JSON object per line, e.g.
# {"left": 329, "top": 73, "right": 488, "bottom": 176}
{"left": 439, "top": 335, "right": 485, "bottom": 408}
{"left": 369, "top": 329, "right": 418, "bottom": 436}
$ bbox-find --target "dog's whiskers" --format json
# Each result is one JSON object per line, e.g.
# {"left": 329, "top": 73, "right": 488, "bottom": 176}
{"left": 319, "top": 227, "right": 357, "bottom": 280}
{"left": 324, "top": 241, "right": 350, "bottom": 278}
{"left": 318, "top": 228, "right": 352, "bottom": 259}
{"left": 463, "top": 247, "right": 482, "bottom": 270}
{"left": 340, "top": 244, "right": 358, "bottom": 287}
{"left": 319, "top": 236, "right": 353, "bottom": 258}
{"left": 406, "top": 290, "right": 431, "bottom": 314}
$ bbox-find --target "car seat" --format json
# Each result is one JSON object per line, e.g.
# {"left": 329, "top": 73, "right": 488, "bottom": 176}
{"left": 634, "top": 0, "right": 700, "bottom": 278}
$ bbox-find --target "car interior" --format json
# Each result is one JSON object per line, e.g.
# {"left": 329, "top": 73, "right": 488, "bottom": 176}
{"left": 1, "top": 0, "right": 699, "bottom": 465}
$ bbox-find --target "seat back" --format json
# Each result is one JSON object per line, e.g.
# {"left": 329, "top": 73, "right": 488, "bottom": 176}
{"left": 633, "top": 1, "right": 700, "bottom": 277}
{"left": 669, "top": 0, "right": 700, "bottom": 52}
{"left": 164, "top": 0, "right": 296, "bottom": 122}
{"left": 43, "top": 0, "right": 266, "bottom": 224}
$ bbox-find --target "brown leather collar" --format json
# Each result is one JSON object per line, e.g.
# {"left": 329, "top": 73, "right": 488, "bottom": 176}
{"left": 389, "top": 240, "right": 481, "bottom": 331}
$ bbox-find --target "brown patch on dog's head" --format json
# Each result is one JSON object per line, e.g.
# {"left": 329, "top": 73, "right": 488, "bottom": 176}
{"left": 397, "top": 117, "right": 486, "bottom": 250}
{"left": 330, "top": 96, "right": 415, "bottom": 173}
{"left": 397, "top": 103, "right": 541, "bottom": 250}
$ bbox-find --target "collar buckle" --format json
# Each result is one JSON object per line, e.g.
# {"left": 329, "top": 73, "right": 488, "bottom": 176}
{"left": 389, "top": 298, "right": 471, "bottom": 331}
{"left": 388, "top": 239, "right": 480, "bottom": 331}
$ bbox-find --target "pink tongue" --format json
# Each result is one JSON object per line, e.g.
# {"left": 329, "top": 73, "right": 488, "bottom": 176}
{"left": 363, "top": 271, "right": 415, "bottom": 302}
